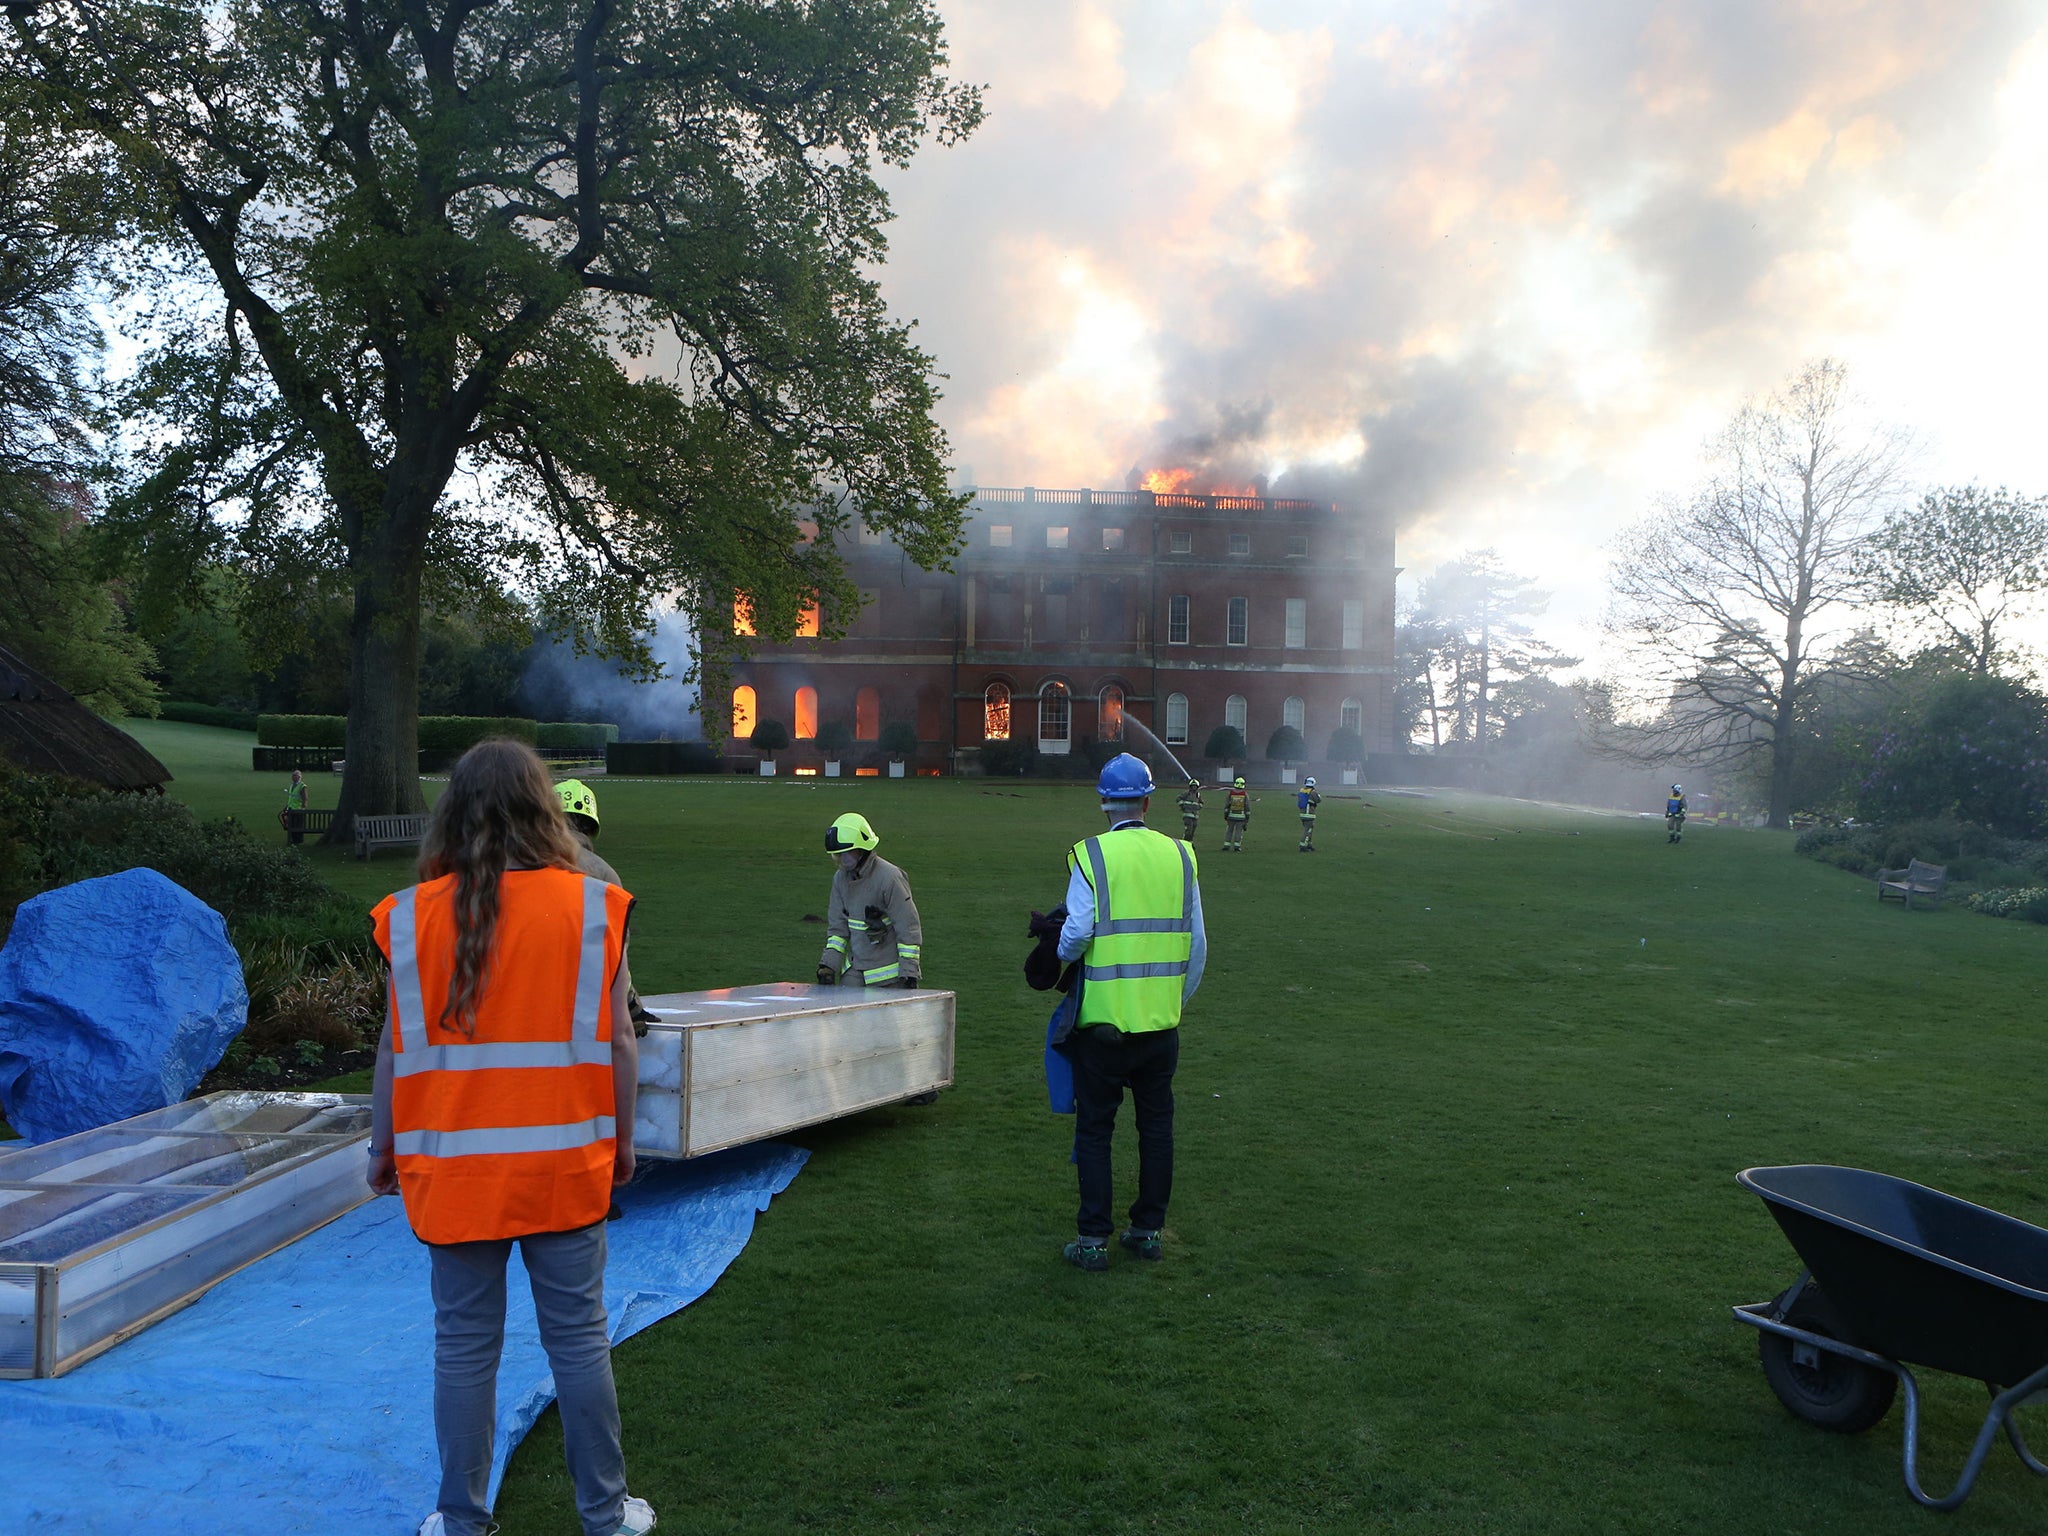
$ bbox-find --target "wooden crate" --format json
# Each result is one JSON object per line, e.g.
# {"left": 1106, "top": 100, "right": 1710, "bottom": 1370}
{"left": 0, "top": 1093, "right": 372, "bottom": 1378}
{"left": 633, "top": 983, "right": 955, "bottom": 1159}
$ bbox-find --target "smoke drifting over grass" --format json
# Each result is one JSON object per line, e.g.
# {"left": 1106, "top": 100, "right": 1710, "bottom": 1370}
{"left": 520, "top": 605, "right": 701, "bottom": 740}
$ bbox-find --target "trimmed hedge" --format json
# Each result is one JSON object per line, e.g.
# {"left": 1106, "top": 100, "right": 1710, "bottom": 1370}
{"left": 162, "top": 701, "right": 258, "bottom": 732}
{"left": 256, "top": 714, "right": 540, "bottom": 749}
{"left": 258, "top": 713, "right": 347, "bottom": 746}
{"left": 607, "top": 740, "right": 723, "bottom": 775}
{"left": 537, "top": 721, "right": 619, "bottom": 749}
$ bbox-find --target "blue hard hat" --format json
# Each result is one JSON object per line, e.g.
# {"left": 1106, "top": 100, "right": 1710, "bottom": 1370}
{"left": 1097, "top": 752, "right": 1154, "bottom": 800}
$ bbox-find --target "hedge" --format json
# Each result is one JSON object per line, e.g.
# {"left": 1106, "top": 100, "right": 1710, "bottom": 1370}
{"left": 536, "top": 721, "right": 619, "bottom": 749}
{"left": 607, "top": 741, "right": 723, "bottom": 775}
{"left": 257, "top": 714, "right": 540, "bottom": 749}
{"left": 162, "top": 701, "right": 259, "bottom": 732}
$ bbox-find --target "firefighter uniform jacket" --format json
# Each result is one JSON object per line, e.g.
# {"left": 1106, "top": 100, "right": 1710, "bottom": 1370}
{"left": 819, "top": 854, "right": 923, "bottom": 985}
{"left": 1297, "top": 788, "right": 1321, "bottom": 821}
{"left": 1225, "top": 787, "right": 1251, "bottom": 821}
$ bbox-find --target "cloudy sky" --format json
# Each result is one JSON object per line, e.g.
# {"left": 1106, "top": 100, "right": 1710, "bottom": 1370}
{"left": 876, "top": 0, "right": 2048, "bottom": 663}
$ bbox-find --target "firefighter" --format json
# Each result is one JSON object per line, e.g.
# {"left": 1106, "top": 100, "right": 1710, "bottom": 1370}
{"left": 1177, "top": 776, "right": 1203, "bottom": 842}
{"left": 817, "top": 812, "right": 924, "bottom": 990}
{"left": 1666, "top": 784, "right": 1687, "bottom": 844}
{"left": 1297, "top": 776, "right": 1322, "bottom": 852}
{"left": 1222, "top": 776, "right": 1252, "bottom": 852}
{"left": 556, "top": 780, "right": 654, "bottom": 1030}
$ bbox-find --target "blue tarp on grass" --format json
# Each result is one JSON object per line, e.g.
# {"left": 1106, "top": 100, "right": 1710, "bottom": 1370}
{"left": 0, "top": 1143, "right": 806, "bottom": 1536}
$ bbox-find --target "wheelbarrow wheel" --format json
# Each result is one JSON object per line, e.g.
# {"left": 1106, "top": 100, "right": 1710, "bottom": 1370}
{"left": 1759, "top": 1281, "right": 1897, "bottom": 1434}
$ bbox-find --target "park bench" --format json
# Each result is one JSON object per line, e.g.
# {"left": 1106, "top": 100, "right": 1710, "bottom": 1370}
{"left": 281, "top": 808, "right": 336, "bottom": 841}
{"left": 354, "top": 812, "right": 429, "bottom": 861}
{"left": 1877, "top": 859, "right": 1947, "bottom": 910}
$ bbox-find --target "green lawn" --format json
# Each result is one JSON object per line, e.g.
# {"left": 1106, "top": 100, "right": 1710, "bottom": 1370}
{"left": 123, "top": 720, "right": 2048, "bottom": 1531}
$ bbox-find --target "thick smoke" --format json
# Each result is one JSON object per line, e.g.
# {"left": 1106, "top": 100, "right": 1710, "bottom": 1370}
{"left": 518, "top": 606, "right": 700, "bottom": 740}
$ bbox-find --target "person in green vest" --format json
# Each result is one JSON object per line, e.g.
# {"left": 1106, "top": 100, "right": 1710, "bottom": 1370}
{"left": 282, "top": 769, "right": 308, "bottom": 845}
{"left": 1053, "top": 753, "right": 1206, "bottom": 1270}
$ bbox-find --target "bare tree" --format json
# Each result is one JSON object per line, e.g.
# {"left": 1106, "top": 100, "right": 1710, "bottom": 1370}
{"left": 1859, "top": 485, "right": 2048, "bottom": 676}
{"left": 1605, "top": 360, "right": 1909, "bottom": 829}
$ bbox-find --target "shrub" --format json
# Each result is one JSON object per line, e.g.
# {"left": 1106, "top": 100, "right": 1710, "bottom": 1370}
{"left": 979, "top": 739, "right": 1036, "bottom": 776}
{"left": 879, "top": 721, "right": 919, "bottom": 758}
{"left": 1266, "top": 725, "right": 1307, "bottom": 763}
{"left": 1967, "top": 887, "right": 2048, "bottom": 923}
{"left": 817, "top": 720, "right": 855, "bottom": 756}
{"left": 606, "top": 741, "right": 723, "bottom": 774}
{"left": 257, "top": 713, "right": 347, "bottom": 746}
{"left": 1205, "top": 725, "right": 1246, "bottom": 761}
{"left": 536, "top": 721, "right": 619, "bottom": 749}
{"left": 1327, "top": 727, "right": 1364, "bottom": 763}
{"left": 750, "top": 719, "right": 792, "bottom": 754}
{"left": 1854, "top": 673, "right": 2048, "bottom": 836}
{"left": 416, "top": 716, "right": 538, "bottom": 750}
{"left": 161, "top": 701, "right": 258, "bottom": 732}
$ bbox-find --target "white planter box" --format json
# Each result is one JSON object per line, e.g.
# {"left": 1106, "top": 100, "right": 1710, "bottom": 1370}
{"left": 1216, "top": 766, "right": 1234, "bottom": 784}
{"left": 632, "top": 983, "right": 955, "bottom": 1160}
{"left": 1342, "top": 769, "right": 1359, "bottom": 786}
{"left": 0, "top": 1092, "right": 372, "bottom": 1378}
{"left": 824, "top": 762, "right": 841, "bottom": 778}
{"left": 888, "top": 761, "right": 906, "bottom": 778}
{"left": 758, "top": 762, "right": 777, "bottom": 776}
{"left": 1280, "top": 768, "right": 1297, "bottom": 785}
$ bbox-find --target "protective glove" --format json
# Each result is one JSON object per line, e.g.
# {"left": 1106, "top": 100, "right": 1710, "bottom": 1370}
{"left": 816, "top": 966, "right": 837, "bottom": 987}
{"left": 1026, "top": 904, "right": 1068, "bottom": 941}
{"left": 897, "top": 976, "right": 919, "bottom": 989}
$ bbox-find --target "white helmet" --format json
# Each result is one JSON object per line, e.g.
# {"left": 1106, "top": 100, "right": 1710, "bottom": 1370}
{"left": 1671, "top": 784, "right": 1683, "bottom": 795}
{"left": 1304, "top": 777, "right": 1317, "bottom": 787}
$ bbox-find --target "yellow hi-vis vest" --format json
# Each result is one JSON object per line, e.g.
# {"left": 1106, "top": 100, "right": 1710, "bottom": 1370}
{"left": 1069, "top": 827, "right": 1197, "bottom": 1034}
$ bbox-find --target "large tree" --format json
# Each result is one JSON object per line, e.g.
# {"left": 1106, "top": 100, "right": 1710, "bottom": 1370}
{"left": 1859, "top": 485, "right": 2048, "bottom": 677}
{"left": 1605, "top": 360, "right": 1907, "bottom": 829}
{"left": 1410, "top": 549, "right": 1577, "bottom": 752}
{"left": 5, "top": 0, "right": 980, "bottom": 832}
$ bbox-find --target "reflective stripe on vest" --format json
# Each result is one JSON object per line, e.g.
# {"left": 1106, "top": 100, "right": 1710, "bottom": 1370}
{"left": 374, "top": 868, "right": 626, "bottom": 1244}
{"left": 1071, "top": 829, "right": 1196, "bottom": 1034}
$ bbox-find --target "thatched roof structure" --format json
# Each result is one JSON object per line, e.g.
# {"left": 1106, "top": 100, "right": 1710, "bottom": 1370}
{"left": 0, "top": 644, "right": 172, "bottom": 791}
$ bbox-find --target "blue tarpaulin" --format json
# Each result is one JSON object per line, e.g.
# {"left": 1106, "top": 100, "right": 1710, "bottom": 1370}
{"left": 0, "top": 869, "right": 248, "bottom": 1143}
{"left": 0, "top": 1142, "right": 806, "bottom": 1536}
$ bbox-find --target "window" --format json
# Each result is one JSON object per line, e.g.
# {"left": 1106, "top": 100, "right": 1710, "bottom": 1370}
{"left": 1341, "top": 698, "right": 1362, "bottom": 735}
{"left": 1227, "top": 596, "right": 1248, "bottom": 646}
{"left": 733, "top": 596, "right": 755, "bottom": 637}
{"left": 859, "top": 519, "right": 882, "bottom": 546}
{"left": 1229, "top": 532, "right": 1250, "bottom": 556}
{"left": 983, "top": 682, "right": 1011, "bottom": 741}
{"left": 1168, "top": 595, "right": 1190, "bottom": 645}
{"left": 1170, "top": 530, "right": 1193, "bottom": 555}
{"left": 797, "top": 601, "right": 820, "bottom": 638}
{"left": 732, "top": 685, "right": 756, "bottom": 739}
{"left": 1225, "top": 694, "right": 1247, "bottom": 734}
{"left": 1285, "top": 598, "right": 1306, "bottom": 649}
{"left": 1099, "top": 685, "right": 1124, "bottom": 742}
{"left": 990, "top": 524, "right": 1013, "bottom": 547}
{"left": 1101, "top": 526, "right": 1124, "bottom": 551}
{"left": 794, "top": 686, "right": 817, "bottom": 739}
{"left": 1045, "top": 526, "right": 1069, "bottom": 549}
{"left": 1288, "top": 536, "right": 1308, "bottom": 557}
{"left": 1038, "top": 681, "right": 1071, "bottom": 748}
{"left": 1164, "top": 692, "right": 1189, "bottom": 745}
{"left": 1284, "top": 696, "right": 1305, "bottom": 732}
{"left": 1342, "top": 600, "right": 1364, "bottom": 651}
{"left": 855, "top": 687, "right": 880, "bottom": 741}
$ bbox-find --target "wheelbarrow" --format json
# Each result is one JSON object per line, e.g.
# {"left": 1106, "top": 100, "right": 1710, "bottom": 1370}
{"left": 1733, "top": 1164, "right": 2048, "bottom": 1510}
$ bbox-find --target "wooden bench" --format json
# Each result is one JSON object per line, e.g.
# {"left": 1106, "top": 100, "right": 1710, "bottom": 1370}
{"left": 354, "top": 813, "right": 430, "bottom": 861}
{"left": 1877, "top": 859, "right": 1947, "bottom": 910}
{"left": 280, "top": 808, "right": 337, "bottom": 841}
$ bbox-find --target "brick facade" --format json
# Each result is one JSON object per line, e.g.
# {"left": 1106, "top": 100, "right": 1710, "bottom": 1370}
{"left": 727, "top": 487, "right": 1398, "bottom": 777}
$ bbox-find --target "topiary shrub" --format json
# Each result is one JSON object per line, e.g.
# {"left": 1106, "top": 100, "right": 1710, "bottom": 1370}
{"left": 1205, "top": 725, "right": 1245, "bottom": 762}
{"left": 1327, "top": 727, "right": 1364, "bottom": 763}
{"left": 161, "top": 701, "right": 259, "bottom": 732}
{"left": 1266, "top": 724, "right": 1307, "bottom": 764}
{"left": 536, "top": 722, "right": 619, "bottom": 749}
{"left": 750, "top": 719, "right": 792, "bottom": 754}
{"left": 257, "top": 713, "right": 348, "bottom": 746}
{"left": 817, "top": 720, "right": 855, "bottom": 756}
{"left": 879, "top": 721, "right": 919, "bottom": 759}
{"left": 416, "top": 716, "right": 539, "bottom": 750}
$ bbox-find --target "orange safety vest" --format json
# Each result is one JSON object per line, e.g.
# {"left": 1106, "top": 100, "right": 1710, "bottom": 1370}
{"left": 371, "top": 866, "right": 631, "bottom": 1245}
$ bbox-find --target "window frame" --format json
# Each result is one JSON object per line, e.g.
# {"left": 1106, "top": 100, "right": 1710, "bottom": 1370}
{"left": 1226, "top": 596, "right": 1249, "bottom": 647}
{"left": 983, "top": 681, "right": 1012, "bottom": 741}
{"left": 1164, "top": 692, "right": 1189, "bottom": 745}
{"left": 1342, "top": 599, "right": 1364, "bottom": 651}
{"left": 989, "top": 524, "right": 1013, "bottom": 547}
{"left": 1229, "top": 531, "right": 1251, "bottom": 556}
{"left": 1168, "top": 594, "right": 1190, "bottom": 645}
{"left": 1170, "top": 530, "right": 1193, "bottom": 555}
{"left": 1045, "top": 526, "right": 1070, "bottom": 550}
{"left": 1284, "top": 597, "right": 1306, "bottom": 650}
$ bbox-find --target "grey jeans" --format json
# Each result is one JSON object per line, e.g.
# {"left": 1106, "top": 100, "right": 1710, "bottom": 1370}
{"left": 428, "top": 1223, "right": 628, "bottom": 1536}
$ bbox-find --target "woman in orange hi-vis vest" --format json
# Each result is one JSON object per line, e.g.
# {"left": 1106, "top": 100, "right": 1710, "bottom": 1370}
{"left": 366, "top": 740, "right": 656, "bottom": 1536}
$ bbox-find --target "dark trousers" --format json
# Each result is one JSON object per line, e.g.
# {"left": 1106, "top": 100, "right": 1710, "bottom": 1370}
{"left": 1071, "top": 1024, "right": 1178, "bottom": 1238}
{"left": 285, "top": 810, "right": 305, "bottom": 845}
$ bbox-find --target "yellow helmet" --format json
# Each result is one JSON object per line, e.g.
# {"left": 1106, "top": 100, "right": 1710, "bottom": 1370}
{"left": 1233, "top": 776, "right": 1246, "bottom": 788}
{"left": 825, "top": 812, "right": 879, "bottom": 853}
{"left": 556, "top": 778, "right": 599, "bottom": 828}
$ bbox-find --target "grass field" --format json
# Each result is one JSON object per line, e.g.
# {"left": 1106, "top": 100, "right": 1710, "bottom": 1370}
{"left": 117, "top": 720, "right": 2048, "bottom": 1531}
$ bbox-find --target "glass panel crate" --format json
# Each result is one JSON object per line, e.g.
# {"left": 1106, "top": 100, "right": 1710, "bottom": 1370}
{"left": 634, "top": 983, "right": 955, "bottom": 1159}
{"left": 0, "top": 1092, "right": 373, "bottom": 1378}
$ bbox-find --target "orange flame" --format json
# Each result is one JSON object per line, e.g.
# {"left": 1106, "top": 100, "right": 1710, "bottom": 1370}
{"left": 1141, "top": 467, "right": 1195, "bottom": 495}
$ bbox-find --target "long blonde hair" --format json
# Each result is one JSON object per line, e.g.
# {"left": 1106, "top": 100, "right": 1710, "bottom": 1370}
{"left": 417, "top": 738, "right": 581, "bottom": 1035}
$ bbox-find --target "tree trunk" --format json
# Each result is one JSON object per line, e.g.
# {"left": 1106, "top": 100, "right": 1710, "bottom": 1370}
{"left": 327, "top": 528, "right": 428, "bottom": 841}
{"left": 1766, "top": 691, "right": 1797, "bottom": 831}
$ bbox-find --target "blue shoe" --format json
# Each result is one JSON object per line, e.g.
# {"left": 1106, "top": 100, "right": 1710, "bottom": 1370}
{"left": 1118, "top": 1227, "right": 1163, "bottom": 1261}
{"left": 1062, "top": 1238, "right": 1108, "bottom": 1272}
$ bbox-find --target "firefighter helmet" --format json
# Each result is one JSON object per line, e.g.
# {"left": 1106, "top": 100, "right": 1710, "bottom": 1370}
{"left": 555, "top": 779, "right": 599, "bottom": 829}
{"left": 1304, "top": 776, "right": 1317, "bottom": 788}
{"left": 1233, "top": 776, "right": 1246, "bottom": 788}
{"left": 825, "top": 812, "right": 879, "bottom": 854}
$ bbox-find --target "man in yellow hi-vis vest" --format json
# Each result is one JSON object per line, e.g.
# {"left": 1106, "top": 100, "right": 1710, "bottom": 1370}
{"left": 1054, "top": 753, "right": 1206, "bottom": 1270}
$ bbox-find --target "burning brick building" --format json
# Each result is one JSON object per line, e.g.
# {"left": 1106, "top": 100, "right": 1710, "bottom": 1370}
{"left": 725, "top": 486, "right": 1398, "bottom": 778}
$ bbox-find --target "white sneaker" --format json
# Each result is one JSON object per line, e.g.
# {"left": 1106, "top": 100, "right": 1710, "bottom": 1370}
{"left": 609, "top": 1495, "right": 657, "bottom": 1535}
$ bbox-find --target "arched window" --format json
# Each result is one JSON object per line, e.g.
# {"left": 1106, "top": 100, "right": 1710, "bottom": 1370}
{"left": 1164, "top": 692, "right": 1189, "bottom": 745}
{"left": 733, "top": 597, "right": 755, "bottom": 637}
{"left": 1098, "top": 684, "right": 1124, "bottom": 742}
{"left": 1225, "top": 694, "right": 1247, "bottom": 735}
{"left": 794, "top": 686, "right": 818, "bottom": 739}
{"left": 732, "top": 685, "right": 757, "bottom": 740}
{"left": 1284, "top": 696, "right": 1305, "bottom": 733}
{"left": 983, "top": 681, "right": 1011, "bottom": 741}
{"left": 1341, "top": 698, "right": 1362, "bottom": 735}
{"left": 855, "top": 687, "right": 880, "bottom": 741}
{"left": 796, "top": 602, "right": 821, "bottom": 638}
{"left": 1038, "top": 680, "right": 1071, "bottom": 751}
